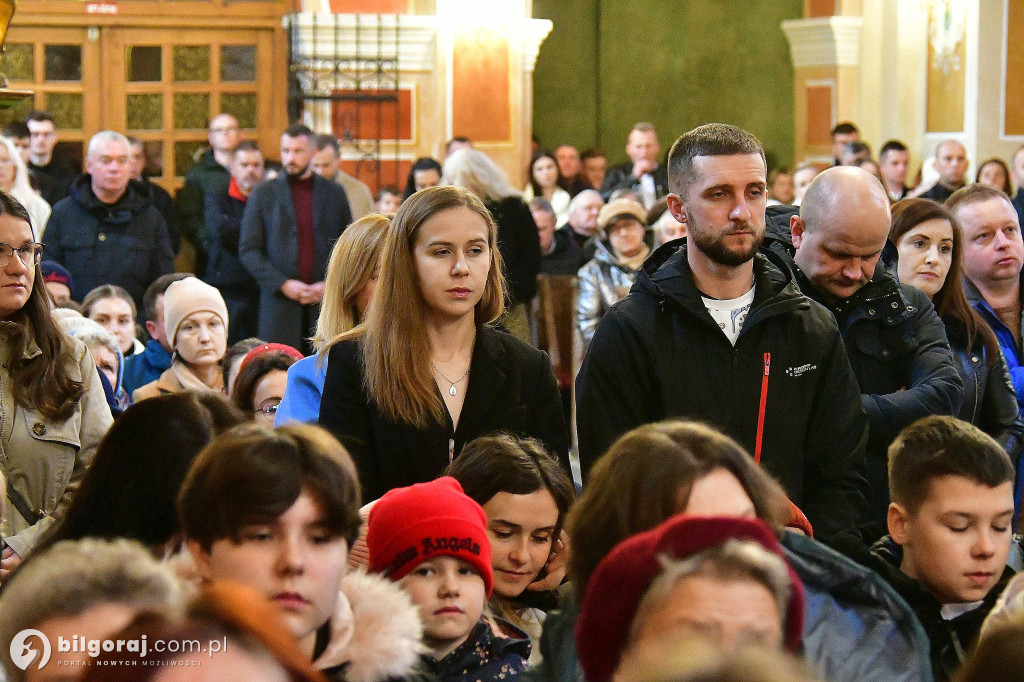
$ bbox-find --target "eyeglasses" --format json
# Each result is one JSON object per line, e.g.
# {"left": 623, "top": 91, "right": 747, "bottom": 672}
{"left": 0, "top": 242, "right": 43, "bottom": 268}
{"left": 210, "top": 126, "right": 239, "bottom": 134}
{"left": 254, "top": 401, "right": 280, "bottom": 417}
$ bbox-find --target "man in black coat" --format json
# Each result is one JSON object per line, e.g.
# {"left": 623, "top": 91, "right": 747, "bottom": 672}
{"left": 42, "top": 131, "right": 174, "bottom": 309}
{"left": 576, "top": 123, "right": 870, "bottom": 547}
{"left": 26, "top": 110, "right": 79, "bottom": 206}
{"left": 127, "top": 136, "right": 180, "bottom": 254}
{"left": 600, "top": 122, "right": 669, "bottom": 208}
{"left": 203, "top": 141, "right": 264, "bottom": 343}
{"left": 919, "top": 140, "right": 969, "bottom": 203}
{"left": 530, "top": 197, "right": 581, "bottom": 276}
{"left": 787, "top": 166, "right": 963, "bottom": 537}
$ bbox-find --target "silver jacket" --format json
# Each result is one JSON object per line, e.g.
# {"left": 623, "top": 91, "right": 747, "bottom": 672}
{"left": 576, "top": 241, "right": 641, "bottom": 346}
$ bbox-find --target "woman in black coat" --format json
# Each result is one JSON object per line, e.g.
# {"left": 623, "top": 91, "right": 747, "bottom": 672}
{"left": 319, "top": 186, "right": 568, "bottom": 501}
{"left": 890, "top": 198, "right": 1024, "bottom": 458}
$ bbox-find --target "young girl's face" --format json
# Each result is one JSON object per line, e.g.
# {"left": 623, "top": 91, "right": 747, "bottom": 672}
{"left": 482, "top": 489, "right": 559, "bottom": 598}
{"left": 413, "top": 206, "right": 491, "bottom": 323}
{"left": 400, "top": 555, "right": 486, "bottom": 659}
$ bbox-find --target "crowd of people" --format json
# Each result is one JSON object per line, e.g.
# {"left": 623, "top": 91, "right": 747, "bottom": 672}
{"left": 3, "top": 108, "right": 1024, "bottom": 682}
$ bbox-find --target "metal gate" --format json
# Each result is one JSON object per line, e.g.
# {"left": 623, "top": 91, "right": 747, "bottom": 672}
{"left": 286, "top": 13, "right": 403, "bottom": 192}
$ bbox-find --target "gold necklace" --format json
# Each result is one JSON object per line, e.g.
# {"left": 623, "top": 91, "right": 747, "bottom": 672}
{"left": 431, "top": 363, "right": 470, "bottom": 396}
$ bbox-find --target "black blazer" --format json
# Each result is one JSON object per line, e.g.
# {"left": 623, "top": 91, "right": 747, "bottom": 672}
{"left": 319, "top": 325, "right": 570, "bottom": 501}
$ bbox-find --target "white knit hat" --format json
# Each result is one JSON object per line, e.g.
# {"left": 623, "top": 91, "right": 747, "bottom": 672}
{"left": 162, "top": 277, "right": 229, "bottom": 345}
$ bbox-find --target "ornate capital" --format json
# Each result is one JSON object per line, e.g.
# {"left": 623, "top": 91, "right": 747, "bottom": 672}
{"left": 782, "top": 16, "right": 863, "bottom": 68}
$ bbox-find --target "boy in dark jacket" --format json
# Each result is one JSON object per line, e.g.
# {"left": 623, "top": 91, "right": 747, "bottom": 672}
{"left": 367, "top": 477, "right": 530, "bottom": 682}
{"left": 867, "top": 415, "right": 1017, "bottom": 681}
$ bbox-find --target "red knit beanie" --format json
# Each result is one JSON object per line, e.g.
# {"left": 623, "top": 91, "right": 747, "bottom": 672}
{"left": 239, "top": 343, "right": 304, "bottom": 373}
{"left": 575, "top": 515, "right": 804, "bottom": 682}
{"left": 366, "top": 477, "right": 493, "bottom": 596}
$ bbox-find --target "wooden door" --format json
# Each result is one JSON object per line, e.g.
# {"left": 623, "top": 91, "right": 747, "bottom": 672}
{"left": 104, "top": 27, "right": 277, "bottom": 193}
{"left": 0, "top": 26, "right": 102, "bottom": 170}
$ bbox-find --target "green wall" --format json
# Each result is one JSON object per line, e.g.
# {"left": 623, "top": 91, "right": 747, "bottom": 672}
{"left": 532, "top": 0, "right": 803, "bottom": 170}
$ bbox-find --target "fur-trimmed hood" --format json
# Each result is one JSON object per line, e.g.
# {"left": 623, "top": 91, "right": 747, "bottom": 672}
{"left": 316, "top": 570, "right": 425, "bottom": 682}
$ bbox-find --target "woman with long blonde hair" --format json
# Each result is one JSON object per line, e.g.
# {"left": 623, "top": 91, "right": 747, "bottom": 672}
{"left": 274, "top": 213, "right": 389, "bottom": 425}
{"left": 319, "top": 185, "right": 568, "bottom": 501}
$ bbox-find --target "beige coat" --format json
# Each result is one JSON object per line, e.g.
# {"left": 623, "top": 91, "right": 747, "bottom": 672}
{"left": 1, "top": 333, "right": 113, "bottom": 557}
{"left": 132, "top": 362, "right": 223, "bottom": 403}
{"left": 131, "top": 366, "right": 184, "bottom": 402}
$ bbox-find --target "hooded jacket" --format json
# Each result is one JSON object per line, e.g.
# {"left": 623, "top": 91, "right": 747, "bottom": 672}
{"left": 575, "top": 242, "right": 870, "bottom": 544}
{"left": 42, "top": 175, "right": 175, "bottom": 308}
{"left": 315, "top": 571, "right": 428, "bottom": 682}
{"left": 530, "top": 533, "right": 934, "bottom": 682}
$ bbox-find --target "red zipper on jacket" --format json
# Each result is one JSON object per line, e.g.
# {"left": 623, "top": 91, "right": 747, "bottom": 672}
{"left": 754, "top": 352, "right": 770, "bottom": 463}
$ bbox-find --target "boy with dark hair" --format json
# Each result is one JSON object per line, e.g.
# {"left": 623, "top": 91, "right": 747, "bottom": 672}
{"left": 178, "top": 423, "right": 427, "bottom": 681}
{"left": 869, "top": 415, "right": 1017, "bottom": 681}
{"left": 121, "top": 271, "right": 192, "bottom": 394}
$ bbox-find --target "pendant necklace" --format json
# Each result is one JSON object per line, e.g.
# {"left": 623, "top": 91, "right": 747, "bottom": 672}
{"left": 432, "top": 363, "right": 470, "bottom": 396}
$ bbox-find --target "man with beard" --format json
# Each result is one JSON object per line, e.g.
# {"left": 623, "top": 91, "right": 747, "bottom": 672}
{"left": 239, "top": 124, "right": 351, "bottom": 352}
{"left": 787, "top": 167, "right": 961, "bottom": 538}
{"left": 576, "top": 124, "right": 870, "bottom": 547}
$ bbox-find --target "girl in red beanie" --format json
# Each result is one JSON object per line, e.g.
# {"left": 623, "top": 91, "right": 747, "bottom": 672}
{"left": 367, "top": 476, "right": 530, "bottom": 681}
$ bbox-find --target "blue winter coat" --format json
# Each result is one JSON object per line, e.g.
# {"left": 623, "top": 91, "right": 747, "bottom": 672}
{"left": 275, "top": 353, "right": 326, "bottom": 426}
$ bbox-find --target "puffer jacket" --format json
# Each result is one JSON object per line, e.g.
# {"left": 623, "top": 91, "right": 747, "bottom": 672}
{"left": 576, "top": 240, "right": 643, "bottom": 345}
{"left": 316, "top": 570, "right": 429, "bottom": 682}
{"left": 0, "top": 329, "right": 113, "bottom": 557}
{"left": 530, "top": 533, "right": 933, "bottom": 682}
{"left": 575, "top": 242, "right": 869, "bottom": 545}
{"left": 42, "top": 175, "right": 175, "bottom": 308}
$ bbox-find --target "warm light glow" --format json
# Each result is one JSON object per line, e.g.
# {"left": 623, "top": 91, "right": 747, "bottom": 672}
{"left": 925, "top": 0, "right": 966, "bottom": 74}
{"left": 437, "top": 0, "right": 529, "bottom": 28}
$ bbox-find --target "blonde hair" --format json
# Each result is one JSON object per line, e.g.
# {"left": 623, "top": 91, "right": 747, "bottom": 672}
{"left": 313, "top": 214, "right": 390, "bottom": 353}
{"left": 333, "top": 185, "right": 505, "bottom": 428}
{"left": 442, "top": 148, "right": 520, "bottom": 201}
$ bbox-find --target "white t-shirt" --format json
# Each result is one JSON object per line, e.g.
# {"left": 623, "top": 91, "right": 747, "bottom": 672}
{"left": 702, "top": 286, "right": 755, "bottom": 346}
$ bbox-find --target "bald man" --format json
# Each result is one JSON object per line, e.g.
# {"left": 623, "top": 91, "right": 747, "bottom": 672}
{"left": 919, "top": 140, "right": 969, "bottom": 203}
{"left": 787, "top": 167, "right": 962, "bottom": 537}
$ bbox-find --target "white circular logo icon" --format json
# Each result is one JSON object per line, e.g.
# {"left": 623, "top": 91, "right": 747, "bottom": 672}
{"left": 10, "top": 629, "right": 51, "bottom": 671}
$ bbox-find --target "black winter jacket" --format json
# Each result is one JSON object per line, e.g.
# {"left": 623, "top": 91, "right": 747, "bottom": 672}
{"left": 766, "top": 207, "right": 963, "bottom": 534}
{"left": 945, "top": 315, "right": 1024, "bottom": 458}
{"left": 575, "top": 242, "right": 870, "bottom": 543}
{"left": 867, "top": 536, "right": 1015, "bottom": 682}
{"left": 599, "top": 161, "right": 669, "bottom": 202}
{"left": 43, "top": 175, "right": 174, "bottom": 308}
{"left": 203, "top": 189, "right": 259, "bottom": 295}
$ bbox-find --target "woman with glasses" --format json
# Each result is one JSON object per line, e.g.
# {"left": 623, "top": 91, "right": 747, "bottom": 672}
{"left": 0, "top": 191, "right": 112, "bottom": 580}
{"left": 0, "top": 137, "right": 50, "bottom": 238}
{"left": 132, "top": 277, "right": 229, "bottom": 401}
{"left": 230, "top": 342, "right": 303, "bottom": 423}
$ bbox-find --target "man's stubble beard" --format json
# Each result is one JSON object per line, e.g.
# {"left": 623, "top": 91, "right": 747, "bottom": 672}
{"left": 688, "top": 218, "right": 765, "bottom": 268}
